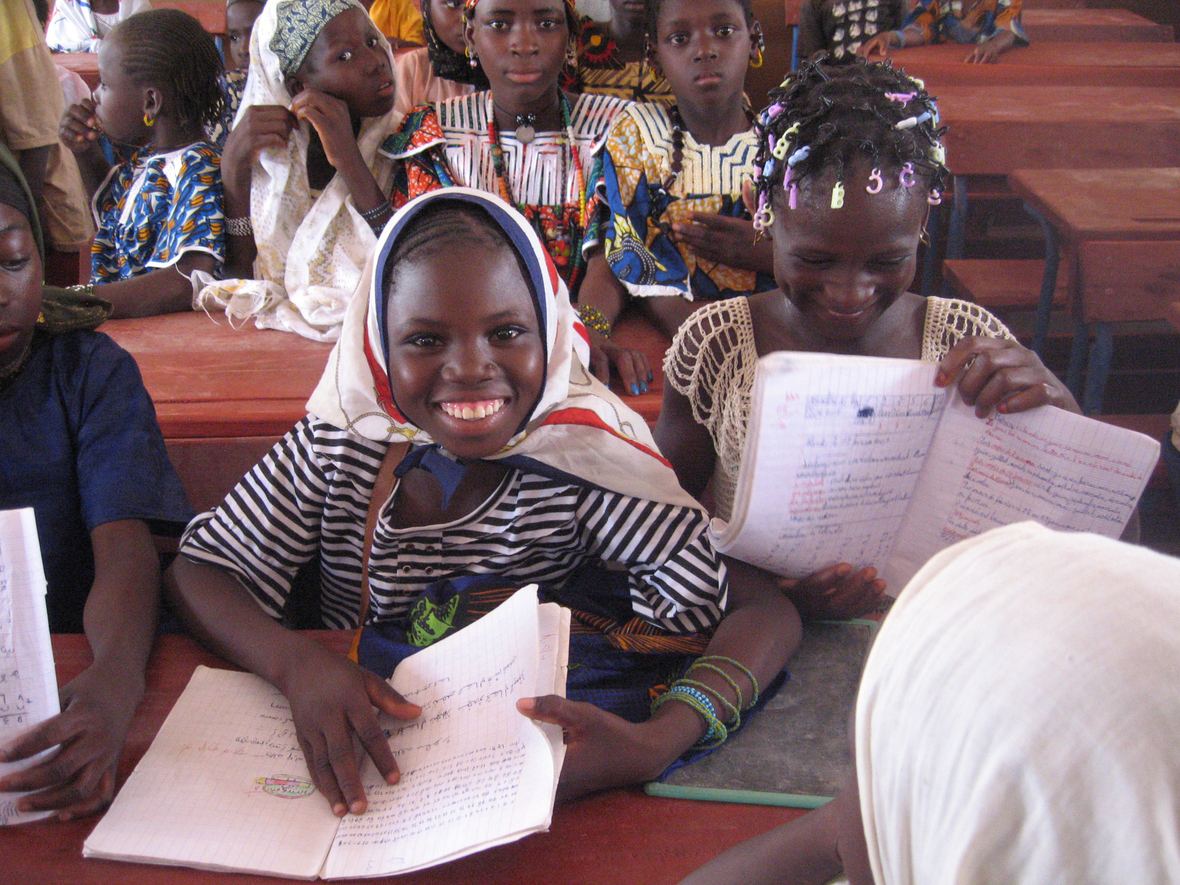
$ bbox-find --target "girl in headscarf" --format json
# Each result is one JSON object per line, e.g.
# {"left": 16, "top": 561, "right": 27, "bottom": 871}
{"left": 392, "top": 0, "right": 489, "bottom": 118}
{"left": 680, "top": 521, "right": 1180, "bottom": 885}
{"left": 168, "top": 188, "right": 798, "bottom": 816}
{"left": 382, "top": 0, "right": 625, "bottom": 302}
{"left": 194, "top": 0, "right": 402, "bottom": 341}
{"left": 0, "top": 145, "right": 191, "bottom": 821}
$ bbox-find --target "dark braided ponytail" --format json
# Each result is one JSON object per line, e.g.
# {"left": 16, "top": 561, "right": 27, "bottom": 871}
{"left": 752, "top": 57, "right": 947, "bottom": 231}
{"left": 110, "top": 9, "right": 225, "bottom": 134}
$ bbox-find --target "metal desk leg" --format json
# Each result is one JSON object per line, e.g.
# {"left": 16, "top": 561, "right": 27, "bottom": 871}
{"left": 1083, "top": 322, "right": 1114, "bottom": 415}
{"left": 1066, "top": 319, "right": 1088, "bottom": 401}
{"left": 1024, "top": 202, "right": 1060, "bottom": 359}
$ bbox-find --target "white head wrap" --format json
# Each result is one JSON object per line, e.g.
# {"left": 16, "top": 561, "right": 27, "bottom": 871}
{"left": 856, "top": 521, "right": 1180, "bottom": 885}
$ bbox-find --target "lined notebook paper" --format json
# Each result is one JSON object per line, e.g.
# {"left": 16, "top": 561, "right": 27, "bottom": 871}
{"left": 712, "top": 352, "right": 1160, "bottom": 589}
{"left": 0, "top": 508, "right": 60, "bottom": 827}
{"left": 85, "top": 585, "right": 569, "bottom": 879}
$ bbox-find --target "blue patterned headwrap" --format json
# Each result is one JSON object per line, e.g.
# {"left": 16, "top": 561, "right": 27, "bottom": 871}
{"left": 270, "top": 0, "right": 364, "bottom": 77}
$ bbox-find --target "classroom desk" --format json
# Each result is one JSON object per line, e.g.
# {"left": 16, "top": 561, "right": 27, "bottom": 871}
{"left": 886, "top": 42, "right": 1180, "bottom": 88}
{"left": 1006, "top": 167, "right": 1180, "bottom": 413}
{"left": 3, "top": 632, "right": 798, "bottom": 885}
{"left": 1023, "top": 8, "right": 1174, "bottom": 43}
{"left": 55, "top": 52, "right": 99, "bottom": 91}
{"left": 1167, "top": 299, "right": 1180, "bottom": 335}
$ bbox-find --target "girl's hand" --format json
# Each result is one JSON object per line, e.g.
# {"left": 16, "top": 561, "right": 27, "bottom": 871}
{"left": 673, "top": 214, "right": 770, "bottom": 273}
{"left": 0, "top": 660, "right": 142, "bottom": 820}
{"left": 221, "top": 105, "right": 297, "bottom": 195}
{"left": 517, "top": 696, "right": 671, "bottom": 802}
{"left": 290, "top": 88, "right": 362, "bottom": 172}
{"left": 279, "top": 645, "right": 421, "bottom": 816}
{"left": 587, "top": 328, "right": 652, "bottom": 396}
{"left": 965, "top": 42, "right": 1003, "bottom": 63}
{"left": 936, "top": 336, "right": 1080, "bottom": 416}
{"left": 858, "top": 31, "right": 899, "bottom": 58}
{"left": 59, "top": 98, "right": 101, "bottom": 156}
{"left": 777, "top": 564, "right": 887, "bottom": 621}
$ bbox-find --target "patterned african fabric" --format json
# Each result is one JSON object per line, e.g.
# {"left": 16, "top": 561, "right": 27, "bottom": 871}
{"left": 599, "top": 101, "right": 773, "bottom": 302}
{"left": 572, "top": 14, "right": 672, "bottom": 103}
{"left": 90, "top": 142, "right": 225, "bottom": 284}
{"left": 798, "top": 0, "right": 906, "bottom": 60}
{"left": 205, "top": 69, "right": 247, "bottom": 151}
{"left": 380, "top": 91, "right": 627, "bottom": 298}
{"left": 270, "top": 0, "right": 363, "bottom": 76}
{"left": 902, "top": 0, "right": 1027, "bottom": 45}
{"left": 663, "top": 296, "right": 1016, "bottom": 521}
{"left": 44, "top": 0, "right": 151, "bottom": 53}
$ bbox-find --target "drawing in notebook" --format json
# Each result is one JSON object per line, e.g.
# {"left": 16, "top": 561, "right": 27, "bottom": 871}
{"left": 711, "top": 352, "right": 1160, "bottom": 590}
{"left": 83, "top": 584, "right": 570, "bottom": 879}
{"left": 0, "top": 508, "right": 61, "bottom": 827}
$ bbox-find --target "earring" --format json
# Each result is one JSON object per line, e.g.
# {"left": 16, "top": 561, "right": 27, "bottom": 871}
{"left": 143, "top": 112, "right": 155, "bottom": 127}
{"left": 751, "top": 24, "right": 765, "bottom": 68}
{"left": 465, "top": 45, "right": 479, "bottom": 68}
{"left": 566, "top": 43, "right": 577, "bottom": 67}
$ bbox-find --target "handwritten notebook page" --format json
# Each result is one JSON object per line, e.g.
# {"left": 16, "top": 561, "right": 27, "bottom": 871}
{"left": 323, "top": 585, "right": 562, "bottom": 879}
{"left": 887, "top": 392, "right": 1161, "bottom": 587}
{"left": 712, "top": 353, "right": 946, "bottom": 579}
{"left": 84, "top": 666, "right": 339, "bottom": 878}
{"left": 0, "top": 508, "right": 60, "bottom": 827}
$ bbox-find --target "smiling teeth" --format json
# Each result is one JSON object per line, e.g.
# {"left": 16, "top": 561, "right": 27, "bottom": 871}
{"left": 441, "top": 399, "right": 505, "bottom": 421}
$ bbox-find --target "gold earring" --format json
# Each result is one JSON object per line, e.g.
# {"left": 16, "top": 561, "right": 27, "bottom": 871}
{"left": 751, "top": 46, "right": 764, "bottom": 68}
{"left": 143, "top": 112, "right": 155, "bottom": 127}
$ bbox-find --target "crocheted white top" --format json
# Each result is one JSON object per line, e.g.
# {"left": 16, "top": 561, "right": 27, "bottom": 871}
{"left": 663, "top": 296, "right": 1016, "bottom": 521}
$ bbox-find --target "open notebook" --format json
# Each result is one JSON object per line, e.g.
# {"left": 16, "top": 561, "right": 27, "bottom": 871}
{"left": 712, "top": 352, "right": 1160, "bottom": 590}
{"left": 84, "top": 585, "right": 570, "bottom": 879}
{"left": 0, "top": 508, "right": 60, "bottom": 826}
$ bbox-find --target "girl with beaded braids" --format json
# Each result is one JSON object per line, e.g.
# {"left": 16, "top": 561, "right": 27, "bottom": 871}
{"left": 59, "top": 8, "right": 226, "bottom": 319}
{"left": 653, "top": 59, "right": 1078, "bottom": 620}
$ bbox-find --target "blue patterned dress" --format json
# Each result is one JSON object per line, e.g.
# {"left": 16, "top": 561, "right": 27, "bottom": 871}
{"left": 90, "top": 142, "right": 225, "bottom": 283}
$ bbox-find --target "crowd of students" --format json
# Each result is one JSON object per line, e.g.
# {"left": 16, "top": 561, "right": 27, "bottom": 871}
{"left": 1, "top": 0, "right": 1177, "bottom": 881}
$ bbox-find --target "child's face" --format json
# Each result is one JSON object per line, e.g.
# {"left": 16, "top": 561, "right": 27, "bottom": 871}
{"left": 651, "top": 0, "right": 756, "bottom": 109}
{"left": 94, "top": 36, "right": 153, "bottom": 146}
{"left": 465, "top": 0, "right": 569, "bottom": 105}
{"left": 295, "top": 8, "right": 396, "bottom": 118}
{"left": 384, "top": 244, "right": 545, "bottom": 460}
{"left": 431, "top": 0, "right": 468, "bottom": 55}
{"left": 226, "top": 0, "right": 264, "bottom": 72}
{"left": 0, "top": 205, "right": 42, "bottom": 376}
{"left": 771, "top": 162, "right": 928, "bottom": 342}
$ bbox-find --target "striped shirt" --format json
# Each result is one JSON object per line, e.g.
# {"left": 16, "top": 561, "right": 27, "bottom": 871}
{"left": 181, "top": 416, "right": 728, "bottom": 633}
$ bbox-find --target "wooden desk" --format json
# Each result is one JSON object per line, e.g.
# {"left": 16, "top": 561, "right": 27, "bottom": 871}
{"left": 1023, "top": 8, "right": 1174, "bottom": 43}
{"left": 55, "top": 52, "right": 99, "bottom": 91}
{"left": 887, "top": 42, "right": 1180, "bottom": 88}
{"left": 1007, "top": 167, "right": 1180, "bottom": 412}
{"left": 932, "top": 86, "right": 1180, "bottom": 176}
{"left": 1167, "top": 299, "right": 1180, "bottom": 334}
{"left": 3, "top": 633, "right": 797, "bottom": 885}
{"left": 152, "top": 0, "right": 227, "bottom": 35}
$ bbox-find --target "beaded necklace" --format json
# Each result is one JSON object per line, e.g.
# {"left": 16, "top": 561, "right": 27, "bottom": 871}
{"left": 486, "top": 92, "right": 589, "bottom": 281}
{"left": 648, "top": 105, "right": 686, "bottom": 240}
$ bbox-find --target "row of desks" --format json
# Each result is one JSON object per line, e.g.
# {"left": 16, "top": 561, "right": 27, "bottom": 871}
{"left": 3, "top": 632, "right": 797, "bottom": 884}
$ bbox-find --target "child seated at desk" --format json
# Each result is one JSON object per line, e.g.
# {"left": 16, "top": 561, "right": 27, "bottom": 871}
{"left": 578, "top": 0, "right": 774, "bottom": 396}
{"left": 859, "top": 0, "right": 1028, "bottom": 64}
{"left": 393, "top": 0, "right": 488, "bottom": 118}
{"left": 653, "top": 59, "right": 1077, "bottom": 619}
{"left": 45, "top": 0, "right": 151, "bottom": 54}
{"left": 678, "top": 522, "right": 1180, "bottom": 885}
{"left": 195, "top": 0, "right": 402, "bottom": 342}
{"left": 166, "top": 188, "right": 798, "bottom": 815}
{"left": 59, "top": 9, "right": 226, "bottom": 319}
{"left": 797, "top": 0, "right": 904, "bottom": 62}
{"left": 0, "top": 146, "right": 191, "bottom": 820}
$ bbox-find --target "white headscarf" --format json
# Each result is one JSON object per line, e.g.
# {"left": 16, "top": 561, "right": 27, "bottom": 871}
{"left": 306, "top": 187, "right": 700, "bottom": 510}
{"left": 193, "top": 0, "right": 401, "bottom": 342}
{"left": 856, "top": 521, "right": 1180, "bottom": 885}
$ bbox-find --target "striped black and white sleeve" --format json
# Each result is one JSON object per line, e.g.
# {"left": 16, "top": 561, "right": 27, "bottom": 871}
{"left": 575, "top": 488, "right": 728, "bottom": 634}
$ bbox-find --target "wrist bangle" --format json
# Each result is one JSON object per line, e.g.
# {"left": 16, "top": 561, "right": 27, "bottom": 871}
{"left": 225, "top": 215, "right": 253, "bottom": 237}
{"left": 359, "top": 201, "right": 393, "bottom": 232}
{"left": 576, "top": 304, "right": 611, "bottom": 339}
{"left": 894, "top": 29, "right": 908, "bottom": 48}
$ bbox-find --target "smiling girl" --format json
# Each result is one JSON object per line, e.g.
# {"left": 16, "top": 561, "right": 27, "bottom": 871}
{"left": 384, "top": 0, "right": 626, "bottom": 301}
{"left": 166, "top": 188, "right": 798, "bottom": 815}
{"left": 654, "top": 59, "right": 1078, "bottom": 619}
{"left": 195, "top": 0, "right": 402, "bottom": 341}
{"left": 579, "top": 0, "right": 775, "bottom": 395}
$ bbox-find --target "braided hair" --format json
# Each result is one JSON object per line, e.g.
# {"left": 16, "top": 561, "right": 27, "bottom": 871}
{"left": 752, "top": 58, "right": 947, "bottom": 231}
{"left": 110, "top": 9, "right": 225, "bottom": 134}
{"left": 423, "top": 0, "right": 490, "bottom": 89}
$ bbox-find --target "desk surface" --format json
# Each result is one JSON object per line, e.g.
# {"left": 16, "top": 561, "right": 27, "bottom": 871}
{"left": 1166, "top": 300, "right": 1180, "bottom": 333}
{"left": 933, "top": 86, "right": 1180, "bottom": 175}
{"left": 1023, "top": 8, "right": 1174, "bottom": 42}
{"left": 1007, "top": 168, "right": 1180, "bottom": 242}
{"left": 888, "top": 42, "right": 1180, "bottom": 88}
{"left": 55, "top": 52, "right": 99, "bottom": 91}
{"left": 3, "top": 633, "right": 796, "bottom": 885}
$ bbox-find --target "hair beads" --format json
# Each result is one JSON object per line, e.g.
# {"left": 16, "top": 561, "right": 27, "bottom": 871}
{"left": 866, "top": 168, "right": 884, "bottom": 194}
{"left": 831, "top": 181, "right": 845, "bottom": 209}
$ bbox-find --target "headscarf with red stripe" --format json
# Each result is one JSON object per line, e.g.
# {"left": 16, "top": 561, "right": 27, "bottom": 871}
{"left": 307, "top": 188, "right": 700, "bottom": 509}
